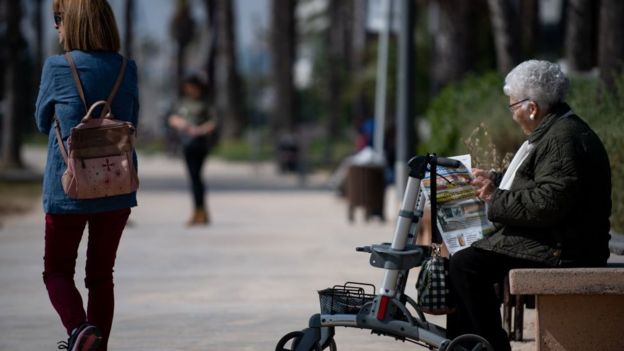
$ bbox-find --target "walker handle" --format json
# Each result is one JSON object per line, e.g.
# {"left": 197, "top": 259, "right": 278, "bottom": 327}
{"left": 436, "top": 157, "right": 462, "bottom": 168}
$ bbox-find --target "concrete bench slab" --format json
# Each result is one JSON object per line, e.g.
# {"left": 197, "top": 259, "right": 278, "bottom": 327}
{"left": 509, "top": 267, "right": 624, "bottom": 351}
{"left": 509, "top": 268, "right": 624, "bottom": 295}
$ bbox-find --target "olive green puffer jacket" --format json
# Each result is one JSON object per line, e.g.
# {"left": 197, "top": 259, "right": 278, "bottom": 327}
{"left": 472, "top": 103, "right": 612, "bottom": 267}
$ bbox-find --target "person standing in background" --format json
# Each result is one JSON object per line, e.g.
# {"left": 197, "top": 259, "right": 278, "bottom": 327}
{"left": 168, "top": 75, "right": 218, "bottom": 226}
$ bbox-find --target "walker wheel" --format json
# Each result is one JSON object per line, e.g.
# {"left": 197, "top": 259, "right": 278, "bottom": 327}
{"left": 446, "top": 334, "right": 494, "bottom": 351}
{"left": 275, "top": 331, "right": 322, "bottom": 351}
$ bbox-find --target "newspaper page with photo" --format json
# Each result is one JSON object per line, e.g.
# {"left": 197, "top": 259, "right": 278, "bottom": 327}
{"left": 421, "top": 155, "right": 497, "bottom": 255}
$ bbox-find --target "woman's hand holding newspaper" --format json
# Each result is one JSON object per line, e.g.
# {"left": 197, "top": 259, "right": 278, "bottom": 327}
{"left": 471, "top": 168, "right": 495, "bottom": 203}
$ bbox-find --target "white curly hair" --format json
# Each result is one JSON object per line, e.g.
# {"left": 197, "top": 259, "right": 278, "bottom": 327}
{"left": 503, "top": 60, "right": 569, "bottom": 109}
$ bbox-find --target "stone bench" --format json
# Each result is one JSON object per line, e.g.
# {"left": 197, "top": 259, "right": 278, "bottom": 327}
{"left": 509, "top": 266, "right": 624, "bottom": 351}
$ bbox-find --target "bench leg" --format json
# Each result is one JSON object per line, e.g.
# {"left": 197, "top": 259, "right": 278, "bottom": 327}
{"left": 502, "top": 277, "right": 513, "bottom": 338}
{"left": 514, "top": 294, "right": 524, "bottom": 341}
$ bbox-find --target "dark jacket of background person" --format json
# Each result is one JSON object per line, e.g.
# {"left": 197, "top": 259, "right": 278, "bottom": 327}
{"left": 35, "top": 51, "right": 140, "bottom": 214}
{"left": 472, "top": 102, "right": 612, "bottom": 267}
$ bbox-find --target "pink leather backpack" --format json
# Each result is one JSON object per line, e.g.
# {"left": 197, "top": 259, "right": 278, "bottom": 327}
{"left": 54, "top": 53, "right": 139, "bottom": 199}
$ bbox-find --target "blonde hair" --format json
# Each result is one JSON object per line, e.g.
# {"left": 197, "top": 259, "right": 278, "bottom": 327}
{"left": 53, "top": 0, "right": 120, "bottom": 52}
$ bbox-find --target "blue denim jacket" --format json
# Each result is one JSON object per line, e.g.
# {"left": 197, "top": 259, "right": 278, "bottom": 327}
{"left": 35, "top": 50, "right": 140, "bottom": 214}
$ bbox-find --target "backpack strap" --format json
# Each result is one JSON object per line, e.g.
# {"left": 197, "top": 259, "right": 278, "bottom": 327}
{"left": 100, "top": 57, "right": 127, "bottom": 118}
{"left": 64, "top": 53, "right": 87, "bottom": 111}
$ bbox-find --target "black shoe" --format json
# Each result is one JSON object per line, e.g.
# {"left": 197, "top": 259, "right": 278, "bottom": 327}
{"left": 57, "top": 323, "right": 102, "bottom": 351}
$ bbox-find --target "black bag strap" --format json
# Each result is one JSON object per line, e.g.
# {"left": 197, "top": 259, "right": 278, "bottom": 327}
{"left": 430, "top": 157, "right": 443, "bottom": 245}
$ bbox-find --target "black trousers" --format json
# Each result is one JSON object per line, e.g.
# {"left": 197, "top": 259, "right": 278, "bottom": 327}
{"left": 446, "top": 246, "right": 547, "bottom": 351}
{"left": 183, "top": 140, "right": 209, "bottom": 209}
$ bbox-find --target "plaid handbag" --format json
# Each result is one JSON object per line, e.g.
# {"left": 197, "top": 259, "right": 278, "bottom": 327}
{"left": 416, "top": 244, "right": 455, "bottom": 315}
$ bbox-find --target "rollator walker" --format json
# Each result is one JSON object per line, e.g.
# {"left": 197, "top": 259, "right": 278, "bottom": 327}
{"left": 276, "top": 154, "right": 494, "bottom": 351}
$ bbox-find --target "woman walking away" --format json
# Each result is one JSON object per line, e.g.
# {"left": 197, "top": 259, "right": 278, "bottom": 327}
{"left": 168, "top": 75, "right": 218, "bottom": 226}
{"left": 35, "top": 0, "right": 139, "bottom": 349}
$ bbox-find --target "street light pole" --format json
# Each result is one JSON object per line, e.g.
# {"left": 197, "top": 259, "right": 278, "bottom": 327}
{"left": 395, "top": 0, "right": 415, "bottom": 199}
{"left": 373, "top": 0, "right": 392, "bottom": 158}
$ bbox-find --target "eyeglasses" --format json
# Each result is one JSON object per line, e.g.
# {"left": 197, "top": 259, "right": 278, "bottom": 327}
{"left": 53, "top": 12, "right": 63, "bottom": 26}
{"left": 508, "top": 98, "right": 530, "bottom": 112}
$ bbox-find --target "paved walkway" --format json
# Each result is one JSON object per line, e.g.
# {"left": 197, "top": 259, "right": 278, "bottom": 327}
{"left": 0, "top": 147, "right": 541, "bottom": 351}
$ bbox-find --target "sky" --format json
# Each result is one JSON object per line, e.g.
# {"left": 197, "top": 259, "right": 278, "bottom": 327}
{"left": 37, "top": 0, "right": 269, "bottom": 68}
{"left": 113, "top": 0, "right": 269, "bottom": 67}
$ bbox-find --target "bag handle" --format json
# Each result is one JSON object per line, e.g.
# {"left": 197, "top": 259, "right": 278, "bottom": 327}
{"left": 82, "top": 100, "right": 112, "bottom": 123}
{"left": 53, "top": 100, "right": 116, "bottom": 165}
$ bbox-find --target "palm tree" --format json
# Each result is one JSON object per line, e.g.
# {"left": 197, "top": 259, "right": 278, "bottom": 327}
{"left": 203, "top": 0, "right": 217, "bottom": 102}
{"left": 565, "top": 0, "right": 596, "bottom": 72}
{"left": 350, "top": 0, "right": 368, "bottom": 121}
{"left": 598, "top": 0, "right": 624, "bottom": 89}
{"left": 487, "top": 0, "right": 520, "bottom": 75}
{"left": 324, "top": 0, "right": 352, "bottom": 164}
{"left": 518, "top": 0, "right": 539, "bottom": 59}
{"left": 33, "top": 0, "right": 44, "bottom": 77}
{"left": 214, "top": 0, "right": 244, "bottom": 138}
{"left": 124, "top": 0, "right": 135, "bottom": 58}
{"left": 430, "top": 0, "right": 473, "bottom": 93}
{"left": 170, "top": 0, "right": 195, "bottom": 96}
{"left": 1, "top": 0, "right": 27, "bottom": 169}
{"left": 270, "top": 0, "right": 297, "bottom": 134}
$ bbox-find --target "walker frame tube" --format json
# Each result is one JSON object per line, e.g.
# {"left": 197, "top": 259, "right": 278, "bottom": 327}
{"left": 282, "top": 154, "right": 471, "bottom": 351}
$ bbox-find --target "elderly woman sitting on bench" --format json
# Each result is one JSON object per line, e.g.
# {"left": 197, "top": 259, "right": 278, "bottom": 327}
{"left": 446, "top": 60, "right": 612, "bottom": 351}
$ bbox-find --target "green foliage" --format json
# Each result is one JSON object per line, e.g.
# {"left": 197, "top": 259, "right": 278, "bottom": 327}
{"left": 212, "top": 133, "right": 273, "bottom": 162}
{"left": 420, "top": 71, "right": 524, "bottom": 158}
{"left": 422, "top": 71, "right": 624, "bottom": 233}
{"left": 568, "top": 74, "right": 624, "bottom": 233}
{"left": 306, "top": 137, "right": 354, "bottom": 170}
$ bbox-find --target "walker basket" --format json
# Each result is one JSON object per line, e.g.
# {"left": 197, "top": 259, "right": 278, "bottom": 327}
{"left": 318, "top": 282, "right": 376, "bottom": 314}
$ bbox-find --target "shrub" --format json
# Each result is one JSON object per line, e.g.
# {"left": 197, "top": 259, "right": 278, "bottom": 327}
{"left": 419, "top": 72, "right": 524, "bottom": 161}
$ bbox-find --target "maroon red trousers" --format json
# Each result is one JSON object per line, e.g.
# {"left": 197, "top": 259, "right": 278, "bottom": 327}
{"left": 43, "top": 208, "right": 131, "bottom": 351}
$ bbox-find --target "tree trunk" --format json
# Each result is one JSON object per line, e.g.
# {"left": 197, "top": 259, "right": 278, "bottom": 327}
{"left": 203, "top": 0, "right": 217, "bottom": 102}
{"left": 323, "top": 0, "right": 353, "bottom": 165}
{"left": 215, "top": 0, "right": 244, "bottom": 139}
{"left": 170, "top": 0, "right": 195, "bottom": 97}
{"left": 565, "top": 0, "right": 596, "bottom": 72}
{"left": 519, "top": 0, "right": 539, "bottom": 60}
{"left": 124, "top": 0, "right": 135, "bottom": 58}
{"left": 351, "top": 0, "right": 368, "bottom": 121}
{"left": 487, "top": 0, "right": 520, "bottom": 75}
{"left": 1, "top": 0, "right": 25, "bottom": 169}
{"left": 33, "top": 0, "right": 44, "bottom": 77}
{"left": 598, "top": 0, "right": 624, "bottom": 89}
{"left": 270, "top": 0, "right": 297, "bottom": 134}
{"left": 0, "top": 0, "right": 4, "bottom": 101}
{"left": 431, "top": 0, "right": 472, "bottom": 93}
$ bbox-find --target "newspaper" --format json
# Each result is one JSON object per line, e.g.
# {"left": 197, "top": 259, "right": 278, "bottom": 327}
{"left": 421, "top": 155, "right": 497, "bottom": 255}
